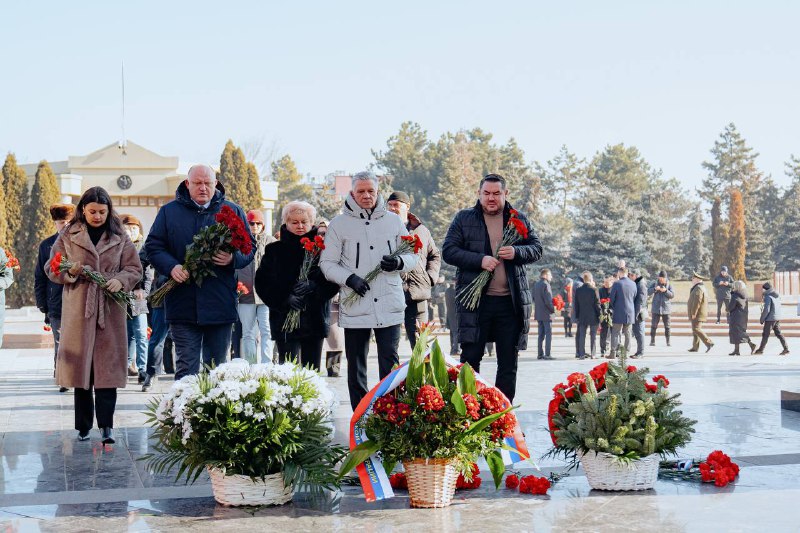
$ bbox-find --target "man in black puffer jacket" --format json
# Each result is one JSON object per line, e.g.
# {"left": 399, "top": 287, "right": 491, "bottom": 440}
{"left": 442, "top": 174, "right": 542, "bottom": 402}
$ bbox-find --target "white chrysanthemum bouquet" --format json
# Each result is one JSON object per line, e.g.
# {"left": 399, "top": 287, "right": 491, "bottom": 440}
{"left": 144, "top": 359, "right": 346, "bottom": 491}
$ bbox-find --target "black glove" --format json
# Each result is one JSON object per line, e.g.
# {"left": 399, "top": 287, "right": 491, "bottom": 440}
{"left": 346, "top": 274, "right": 370, "bottom": 296}
{"left": 292, "top": 280, "right": 316, "bottom": 296}
{"left": 380, "top": 255, "right": 403, "bottom": 272}
{"left": 287, "top": 293, "right": 305, "bottom": 311}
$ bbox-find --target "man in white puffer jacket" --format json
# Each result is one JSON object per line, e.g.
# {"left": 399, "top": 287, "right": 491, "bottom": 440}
{"left": 321, "top": 172, "right": 418, "bottom": 409}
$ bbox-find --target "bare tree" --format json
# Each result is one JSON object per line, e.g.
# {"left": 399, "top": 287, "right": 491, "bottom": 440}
{"left": 242, "top": 134, "right": 283, "bottom": 178}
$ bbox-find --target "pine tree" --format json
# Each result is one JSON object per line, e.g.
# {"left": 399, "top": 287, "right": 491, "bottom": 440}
{"left": 773, "top": 182, "right": 800, "bottom": 271}
{"left": 570, "top": 185, "right": 646, "bottom": 277}
{"left": 679, "top": 205, "right": 711, "bottom": 278}
{"left": 3, "top": 154, "right": 30, "bottom": 308}
{"left": 743, "top": 195, "right": 774, "bottom": 280}
{"left": 229, "top": 144, "right": 250, "bottom": 208}
{"left": 271, "top": 154, "right": 313, "bottom": 229}
{"left": 638, "top": 178, "right": 690, "bottom": 278}
{"left": 0, "top": 157, "right": 6, "bottom": 247}
{"left": 310, "top": 181, "right": 343, "bottom": 223}
{"left": 218, "top": 140, "right": 237, "bottom": 199}
{"left": 585, "top": 144, "right": 653, "bottom": 204}
{"left": 535, "top": 145, "right": 586, "bottom": 212}
{"left": 700, "top": 123, "right": 762, "bottom": 207}
{"left": 710, "top": 197, "right": 729, "bottom": 277}
{"left": 727, "top": 189, "right": 746, "bottom": 282}
{"left": 14, "top": 161, "right": 61, "bottom": 306}
{"left": 430, "top": 133, "right": 481, "bottom": 246}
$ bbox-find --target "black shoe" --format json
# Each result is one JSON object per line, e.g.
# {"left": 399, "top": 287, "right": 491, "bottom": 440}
{"left": 77, "top": 430, "right": 90, "bottom": 441}
{"left": 728, "top": 351, "right": 740, "bottom": 356}
{"left": 749, "top": 342, "right": 757, "bottom": 354}
{"left": 142, "top": 374, "right": 153, "bottom": 392}
{"left": 137, "top": 370, "right": 146, "bottom": 384}
{"left": 59, "top": 387, "right": 69, "bottom": 393}
{"left": 666, "top": 342, "right": 671, "bottom": 347}
{"left": 630, "top": 354, "right": 643, "bottom": 359}
{"left": 780, "top": 348, "right": 790, "bottom": 356}
{"left": 688, "top": 348, "right": 699, "bottom": 353}
{"left": 541, "top": 355, "right": 554, "bottom": 360}
{"left": 101, "top": 427, "right": 115, "bottom": 444}
{"left": 649, "top": 341, "right": 656, "bottom": 347}
{"left": 706, "top": 343, "right": 714, "bottom": 353}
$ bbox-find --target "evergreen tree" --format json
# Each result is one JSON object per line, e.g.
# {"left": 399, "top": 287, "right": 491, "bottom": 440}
{"left": 218, "top": 140, "right": 237, "bottom": 199}
{"left": 678, "top": 205, "right": 711, "bottom": 278}
{"left": 710, "top": 197, "right": 729, "bottom": 277}
{"left": 244, "top": 162, "right": 263, "bottom": 213}
{"left": 700, "top": 123, "right": 762, "bottom": 206}
{"left": 0, "top": 155, "right": 6, "bottom": 248}
{"left": 743, "top": 196, "right": 774, "bottom": 280}
{"left": 727, "top": 189, "right": 747, "bottom": 282}
{"left": 570, "top": 185, "right": 646, "bottom": 276}
{"left": 585, "top": 144, "right": 653, "bottom": 204}
{"left": 536, "top": 211, "right": 574, "bottom": 284}
{"left": 535, "top": 145, "right": 586, "bottom": 212}
{"left": 14, "top": 161, "right": 62, "bottom": 306}
{"left": 3, "top": 153, "right": 30, "bottom": 307}
{"left": 310, "top": 182, "right": 342, "bottom": 223}
{"left": 638, "top": 178, "right": 690, "bottom": 278}
{"left": 430, "top": 133, "right": 481, "bottom": 246}
{"left": 271, "top": 154, "right": 313, "bottom": 229}
{"left": 229, "top": 144, "right": 250, "bottom": 208}
{"left": 773, "top": 182, "right": 800, "bottom": 271}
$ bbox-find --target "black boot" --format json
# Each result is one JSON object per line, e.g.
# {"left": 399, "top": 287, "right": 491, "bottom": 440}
{"left": 101, "top": 427, "right": 115, "bottom": 444}
{"left": 141, "top": 374, "right": 153, "bottom": 392}
{"left": 729, "top": 344, "right": 740, "bottom": 356}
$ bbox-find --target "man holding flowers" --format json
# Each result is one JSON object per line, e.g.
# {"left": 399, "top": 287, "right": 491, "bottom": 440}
{"left": 442, "top": 174, "right": 542, "bottom": 402}
{"left": 320, "top": 171, "right": 418, "bottom": 410}
{"left": 145, "top": 164, "right": 254, "bottom": 380}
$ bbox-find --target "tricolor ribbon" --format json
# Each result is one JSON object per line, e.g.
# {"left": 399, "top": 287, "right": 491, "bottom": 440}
{"left": 349, "top": 350, "right": 531, "bottom": 502}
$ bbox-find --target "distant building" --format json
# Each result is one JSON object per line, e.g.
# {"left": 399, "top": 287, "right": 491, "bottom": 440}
{"left": 327, "top": 172, "right": 393, "bottom": 198}
{"left": 20, "top": 141, "right": 279, "bottom": 233}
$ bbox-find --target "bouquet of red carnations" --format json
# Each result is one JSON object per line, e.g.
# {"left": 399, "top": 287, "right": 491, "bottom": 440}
{"left": 50, "top": 252, "right": 134, "bottom": 316}
{"left": 553, "top": 294, "right": 565, "bottom": 312}
{"left": 341, "top": 234, "right": 422, "bottom": 308}
{"left": 457, "top": 210, "right": 529, "bottom": 310}
{"left": 149, "top": 206, "right": 253, "bottom": 306}
{"left": 236, "top": 281, "right": 249, "bottom": 297}
{"left": 4, "top": 250, "right": 20, "bottom": 271}
{"left": 282, "top": 235, "right": 325, "bottom": 332}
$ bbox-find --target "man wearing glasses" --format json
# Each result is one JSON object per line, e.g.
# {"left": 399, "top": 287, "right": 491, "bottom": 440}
{"left": 236, "top": 210, "right": 276, "bottom": 363}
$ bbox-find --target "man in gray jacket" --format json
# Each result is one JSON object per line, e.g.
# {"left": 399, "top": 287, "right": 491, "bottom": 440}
{"left": 648, "top": 270, "right": 674, "bottom": 347}
{"left": 386, "top": 191, "right": 441, "bottom": 350}
{"left": 320, "top": 172, "right": 418, "bottom": 410}
{"left": 533, "top": 269, "right": 555, "bottom": 360}
{"left": 755, "top": 282, "right": 790, "bottom": 355}
{"left": 713, "top": 266, "right": 734, "bottom": 324}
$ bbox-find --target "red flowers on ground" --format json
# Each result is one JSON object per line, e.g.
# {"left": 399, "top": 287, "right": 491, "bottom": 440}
{"left": 416, "top": 385, "right": 445, "bottom": 412}
{"left": 389, "top": 472, "right": 407, "bottom": 489}
{"left": 505, "top": 474, "right": 520, "bottom": 489}
{"left": 519, "top": 475, "right": 550, "bottom": 495}
{"left": 456, "top": 463, "right": 482, "bottom": 489}
{"left": 699, "top": 450, "right": 739, "bottom": 487}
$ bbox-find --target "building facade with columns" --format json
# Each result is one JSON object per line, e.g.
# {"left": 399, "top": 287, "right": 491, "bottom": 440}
{"left": 20, "top": 141, "right": 279, "bottom": 233}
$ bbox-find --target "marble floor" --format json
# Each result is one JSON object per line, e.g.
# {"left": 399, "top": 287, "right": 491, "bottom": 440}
{"left": 1, "top": 328, "right": 799, "bottom": 532}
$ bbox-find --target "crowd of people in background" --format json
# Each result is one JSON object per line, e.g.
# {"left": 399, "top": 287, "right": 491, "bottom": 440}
{"left": 0, "top": 169, "right": 791, "bottom": 444}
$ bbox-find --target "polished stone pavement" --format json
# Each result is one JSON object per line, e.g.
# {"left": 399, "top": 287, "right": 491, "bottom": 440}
{"left": 1, "top": 325, "right": 799, "bottom": 532}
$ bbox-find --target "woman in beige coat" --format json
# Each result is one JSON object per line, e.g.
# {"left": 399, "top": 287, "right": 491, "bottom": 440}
{"left": 48, "top": 187, "right": 142, "bottom": 444}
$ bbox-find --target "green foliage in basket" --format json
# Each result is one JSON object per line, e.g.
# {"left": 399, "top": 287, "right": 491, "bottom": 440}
{"left": 143, "top": 359, "right": 347, "bottom": 492}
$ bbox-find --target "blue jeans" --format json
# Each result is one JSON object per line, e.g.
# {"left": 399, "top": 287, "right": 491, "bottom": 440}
{"left": 169, "top": 322, "right": 232, "bottom": 380}
{"left": 127, "top": 314, "right": 148, "bottom": 372}
{"left": 145, "top": 307, "right": 170, "bottom": 377}
{"left": 537, "top": 320, "right": 552, "bottom": 357}
{"left": 237, "top": 304, "right": 272, "bottom": 363}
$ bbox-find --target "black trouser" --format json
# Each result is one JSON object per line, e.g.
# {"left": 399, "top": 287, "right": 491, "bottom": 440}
{"left": 563, "top": 316, "right": 572, "bottom": 336}
{"left": 276, "top": 338, "right": 324, "bottom": 371}
{"left": 344, "top": 325, "right": 401, "bottom": 410}
{"left": 162, "top": 335, "right": 175, "bottom": 374}
{"left": 576, "top": 323, "right": 597, "bottom": 358}
{"left": 404, "top": 295, "right": 428, "bottom": 350}
{"left": 650, "top": 313, "right": 671, "bottom": 343}
{"left": 49, "top": 315, "right": 62, "bottom": 377}
{"left": 460, "top": 295, "right": 520, "bottom": 402}
{"left": 758, "top": 321, "right": 788, "bottom": 351}
{"left": 448, "top": 318, "right": 460, "bottom": 354}
{"left": 74, "top": 367, "right": 117, "bottom": 432}
{"left": 716, "top": 298, "right": 730, "bottom": 322}
{"left": 599, "top": 323, "right": 611, "bottom": 354}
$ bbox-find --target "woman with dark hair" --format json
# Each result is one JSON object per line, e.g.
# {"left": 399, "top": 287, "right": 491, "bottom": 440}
{"left": 727, "top": 280, "right": 756, "bottom": 356}
{"left": 254, "top": 201, "right": 339, "bottom": 371}
{"left": 48, "top": 186, "right": 142, "bottom": 443}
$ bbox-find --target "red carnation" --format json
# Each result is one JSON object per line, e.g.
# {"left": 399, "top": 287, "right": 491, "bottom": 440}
{"left": 462, "top": 393, "right": 480, "bottom": 420}
{"left": 505, "top": 474, "right": 520, "bottom": 489}
{"left": 389, "top": 472, "right": 407, "bottom": 489}
{"left": 519, "top": 475, "right": 550, "bottom": 495}
{"left": 447, "top": 366, "right": 460, "bottom": 382}
{"left": 626, "top": 365, "right": 637, "bottom": 373}
{"left": 490, "top": 411, "right": 517, "bottom": 441}
{"left": 50, "top": 252, "right": 63, "bottom": 276}
{"left": 416, "top": 385, "right": 445, "bottom": 412}
{"left": 652, "top": 375, "right": 670, "bottom": 387}
{"left": 645, "top": 383, "right": 658, "bottom": 393}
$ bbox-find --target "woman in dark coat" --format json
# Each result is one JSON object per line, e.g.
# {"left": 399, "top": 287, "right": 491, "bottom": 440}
{"left": 254, "top": 201, "right": 339, "bottom": 371}
{"left": 727, "top": 280, "right": 756, "bottom": 356}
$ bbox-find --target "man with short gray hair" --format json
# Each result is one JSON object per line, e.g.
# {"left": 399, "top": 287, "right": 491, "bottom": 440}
{"left": 145, "top": 164, "right": 255, "bottom": 380}
{"left": 320, "top": 171, "right": 418, "bottom": 410}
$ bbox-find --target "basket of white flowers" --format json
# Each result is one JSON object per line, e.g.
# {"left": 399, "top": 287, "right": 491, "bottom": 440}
{"left": 144, "top": 359, "right": 346, "bottom": 506}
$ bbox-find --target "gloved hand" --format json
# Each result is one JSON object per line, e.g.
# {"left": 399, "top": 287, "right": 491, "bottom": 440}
{"left": 287, "top": 293, "right": 305, "bottom": 311}
{"left": 346, "top": 274, "right": 370, "bottom": 296}
{"left": 292, "top": 280, "right": 316, "bottom": 296}
{"left": 380, "top": 255, "right": 403, "bottom": 272}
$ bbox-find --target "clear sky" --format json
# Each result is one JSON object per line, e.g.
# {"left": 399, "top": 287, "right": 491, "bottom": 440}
{"left": 2, "top": 1, "right": 798, "bottom": 194}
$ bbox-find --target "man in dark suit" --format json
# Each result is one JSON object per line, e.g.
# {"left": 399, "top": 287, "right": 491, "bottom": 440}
{"left": 609, "top": 266, "right": 637, "bottom": 359}
{"left": 574, "top": 271, "right": 600, "bottom": 359}
{"left": 628, "top": 268, "right": 648, "bottom": 359}
{"left": 533, "top": 268, "right": 555, "bottom": 360}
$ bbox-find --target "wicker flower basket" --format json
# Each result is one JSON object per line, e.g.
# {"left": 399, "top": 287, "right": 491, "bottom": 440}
{"left": 207, "top": 467, "right": 293, "bottom": 506}
{"left": 580, "top": 451, "right": 659, "bottom": 491}
{"left": 402, "top": 458, "right": 459, "bottom": 508}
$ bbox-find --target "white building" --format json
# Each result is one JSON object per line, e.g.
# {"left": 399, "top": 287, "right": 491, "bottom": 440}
{"left": 20, "top": 141, "right": 279, "bottom": 233}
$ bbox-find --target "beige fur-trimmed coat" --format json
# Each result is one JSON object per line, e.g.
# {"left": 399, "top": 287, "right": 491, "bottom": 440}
{"left": 47, "top": 223, "right": 142, "bottom": 389}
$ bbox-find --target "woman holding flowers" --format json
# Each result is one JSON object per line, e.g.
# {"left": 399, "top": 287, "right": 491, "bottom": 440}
{"left": 255, "top": 201, "right": 339, "bottom": 371}
{"left": 47, "top": 187, "right": 142, "bottom": 444}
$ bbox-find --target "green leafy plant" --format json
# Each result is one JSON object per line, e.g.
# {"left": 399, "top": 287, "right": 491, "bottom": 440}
{"left": 143, "top": 359, "right": 347, "bottom": 492}
{"left": 338, "top": 330, "right": 528, "bottom": 489}
{"left": 546, "top": 351, "right": 696, "bottom": 467}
